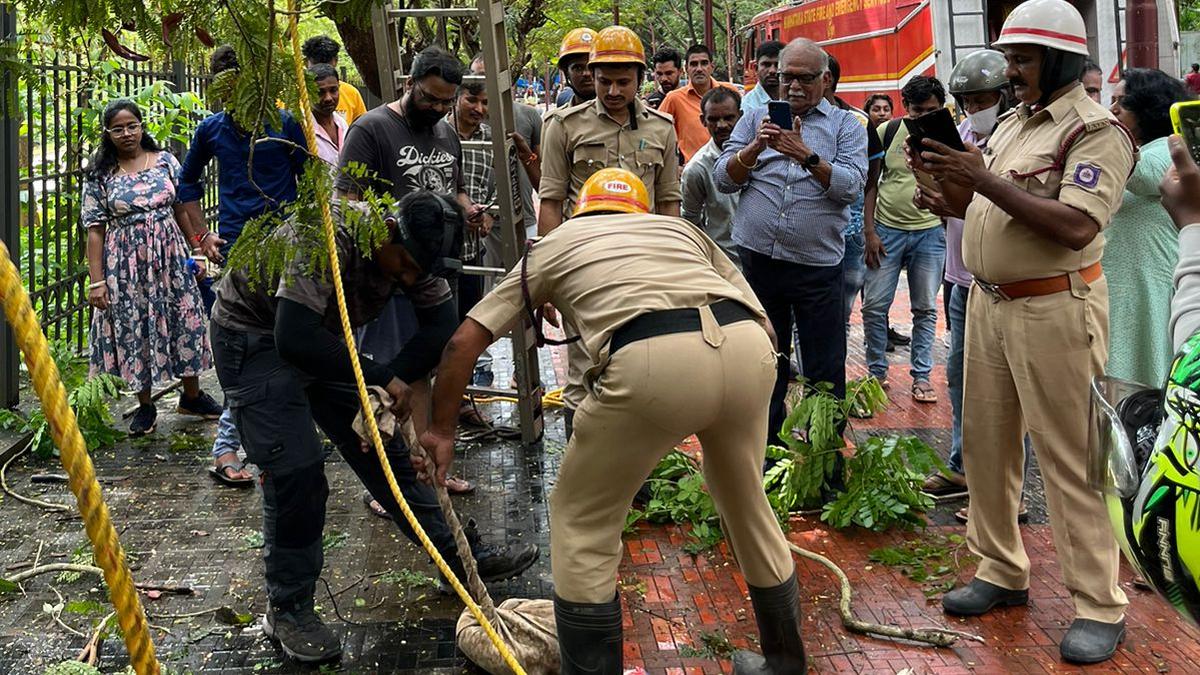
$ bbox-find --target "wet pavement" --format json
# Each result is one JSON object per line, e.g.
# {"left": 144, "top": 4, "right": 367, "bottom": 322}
{"left": 1, "top": 286, "right": 1199, "bottom": 673}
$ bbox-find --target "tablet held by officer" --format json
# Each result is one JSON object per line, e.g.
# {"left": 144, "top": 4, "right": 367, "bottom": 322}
{"left": 417, "top": 170, "right": 806, "bottom": 675}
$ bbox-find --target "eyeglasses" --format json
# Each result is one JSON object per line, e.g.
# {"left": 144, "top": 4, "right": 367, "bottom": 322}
{"left": 105, "top": 122, "right": 142, "bottom": 137}
{"left": 779, "top": 71, "right": 823, "bottom": 87}
{"left": 414, "top": 81, "right": 457, "bottom": 108}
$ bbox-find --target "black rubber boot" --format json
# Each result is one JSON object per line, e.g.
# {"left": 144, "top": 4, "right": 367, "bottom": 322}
{"left": 942, "top": 578, "right": 1028, "bottom": 616}
{"left": 732, "top": 572, "right": 807, "bottom": 674}
{"left": 554, "top": 593, "right": 623, "bottom": 675}
{"left": 1060, "top": 617, "right": 1125, "bottom": 664}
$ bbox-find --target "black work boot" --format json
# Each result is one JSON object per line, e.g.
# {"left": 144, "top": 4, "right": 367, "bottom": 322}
{"left": 263, "top": 600, "right": 342, "bottom": 663}
{"left": 1060, "top": 617, "right": 1125, "bottom": 664}
{"left": 942, "top": 578, "right": 1028, "bottom": 616}
{"left": 554, "top": 593, "right": 623, "bottom": 674}
{"left": 732, "top": 572, "right": 807, "bottom": 674}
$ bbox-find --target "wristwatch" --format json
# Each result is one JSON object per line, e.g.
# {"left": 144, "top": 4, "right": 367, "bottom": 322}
{"left": 803, "top": 152, "right": 821, "bottom": 168}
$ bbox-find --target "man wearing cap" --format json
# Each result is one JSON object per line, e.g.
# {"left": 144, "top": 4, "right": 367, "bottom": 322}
{"left": 916, "top": 0, "right": 1136, "bottom": 663}
{"left": 555, "top": 28, "right": 598, "bottom": 108}
{"left": 538, "top": 25, "right": 682, "bottom": 438}
{"left": 209, "top": 193, "right": 539, "bottom": 664}
{"left": 417, "top": 169, "right": 806, "bottom": 675}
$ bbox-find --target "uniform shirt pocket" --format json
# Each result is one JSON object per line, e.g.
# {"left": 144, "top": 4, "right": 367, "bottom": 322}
{"left": 572, "top": 144, "right": 608, "bottom": 178}
{"left": 1004, "top": 156, "right": 1063, "bottom": 200}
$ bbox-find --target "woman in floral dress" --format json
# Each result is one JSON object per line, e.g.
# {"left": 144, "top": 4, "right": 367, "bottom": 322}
{"left": 83, "top": 99, "right": 222, "bottom": 436}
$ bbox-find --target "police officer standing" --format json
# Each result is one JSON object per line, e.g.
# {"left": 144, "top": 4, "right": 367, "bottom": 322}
{"left": 555, "top": 28, "right": 598, "bottom": 108}
{"left": 418, "top": 170, "right": 806, "bottom": 675}
{"left": 538, "top": 25, "right": 682, "bottom": 436}
{"left": 917, "top": 0, "right": 1136, "bottom": 663}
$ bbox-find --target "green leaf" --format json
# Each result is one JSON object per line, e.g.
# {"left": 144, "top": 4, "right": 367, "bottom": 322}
{"left": 0, "top": 579, "right": 18, "bottom": 594}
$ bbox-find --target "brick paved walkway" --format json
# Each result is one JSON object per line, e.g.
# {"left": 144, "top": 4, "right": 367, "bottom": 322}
{"left": 0, "top": 284, "right": 1197, "bottom": 673}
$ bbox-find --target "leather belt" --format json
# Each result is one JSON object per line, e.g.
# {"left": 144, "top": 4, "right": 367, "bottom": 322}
{"left": 610, "top": 300, "right": 756, "bottom": 354}
{"left": 974, "top": 261, "right": 1102, "bottom": 301}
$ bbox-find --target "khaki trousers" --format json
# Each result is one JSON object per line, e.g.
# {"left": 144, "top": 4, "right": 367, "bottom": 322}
{"left": 562, "top": 330, "right": 587, "bottom": 411}
{"left": 550, "top": 317, "right": 796, "bottom": 603}
{"left": 961, "top": 275, "right": 1127, "bottom": 622}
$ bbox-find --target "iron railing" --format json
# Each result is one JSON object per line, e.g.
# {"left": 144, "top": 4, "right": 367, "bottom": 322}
{"left": 1, "top": 5, "right": 216, "bottom": 407}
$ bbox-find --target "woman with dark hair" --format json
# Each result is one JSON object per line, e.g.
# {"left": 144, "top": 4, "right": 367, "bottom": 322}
{"left": 1104, "top": 69, "right": 1194, "bottom": 386}
{"left": 863, "top": 93, "right": 893, "bottom": 125}
{"left": 82, "top": 99, "right": 221, "bottom": 436}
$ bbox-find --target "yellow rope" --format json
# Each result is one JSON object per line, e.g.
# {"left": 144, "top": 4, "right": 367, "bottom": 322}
{"left": 284, "top": 4, "right": 527, "bottom": 673}
{"left": 468, "top": 386, "right": 565, "bottom": 408}
{"left": 0, "top": 243, "right": 159, "bottom": 675}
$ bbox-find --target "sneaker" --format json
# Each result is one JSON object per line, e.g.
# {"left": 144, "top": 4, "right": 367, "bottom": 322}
{"left": 177, "top": 390, "right": 223, "bottom": 419}
{"left": 263, "top": 601, "right": 342, "bottom": 663}
{"left": 464, "top": 518, "right": 540, "bottom": 583}
{"left": 129, "top": 404, "right": 157, "bottom": 437}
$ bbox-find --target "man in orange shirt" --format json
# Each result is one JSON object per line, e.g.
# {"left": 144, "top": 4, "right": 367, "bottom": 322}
{"left": 658, "top": 44, "right": 738, "bottom": 163}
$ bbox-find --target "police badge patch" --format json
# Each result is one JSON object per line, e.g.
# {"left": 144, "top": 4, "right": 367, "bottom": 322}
{"left": 1073, "top": 162, "right": 1102, "bottom": 189}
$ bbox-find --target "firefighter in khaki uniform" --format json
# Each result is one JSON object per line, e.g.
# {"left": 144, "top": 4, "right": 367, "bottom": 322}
{"left": 917, "top": 0, "right": 1136, "bottom": 664}
{"left": 556, "top": 28, "right": 597, "bottom": 108}
{"left": 418, "top": 170, "right": 805, "bottom": 675}
{"left": 538, "top": 25, "right": 682, "bottom": 437}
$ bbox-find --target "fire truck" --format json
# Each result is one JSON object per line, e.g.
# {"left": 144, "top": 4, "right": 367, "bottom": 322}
{"left": 740, "top": 0, "right": 1180, "bottom": 107}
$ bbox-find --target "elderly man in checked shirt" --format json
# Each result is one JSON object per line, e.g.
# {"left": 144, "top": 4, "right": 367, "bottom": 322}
{"left": 715, "top": 38, "right": 867, "bottom": 442}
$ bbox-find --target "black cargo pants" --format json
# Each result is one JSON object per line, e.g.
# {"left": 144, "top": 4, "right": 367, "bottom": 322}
{"left": 210, "top": 322, "right": 466, "bottom": 611}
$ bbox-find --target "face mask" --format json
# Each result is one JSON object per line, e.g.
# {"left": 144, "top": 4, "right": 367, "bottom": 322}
{"left": 967, "top": 102, "right": 1001, "bottom": 136}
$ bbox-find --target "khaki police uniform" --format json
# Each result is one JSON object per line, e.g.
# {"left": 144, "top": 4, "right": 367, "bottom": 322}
{"left": 539, "top": 98, "right": 684, "bottom": 411}
{"left": 960, "top": 83, "right": 1136, "bottom": 623}
{"left": 467, "top": 213, "right": 794, "bottom": 603}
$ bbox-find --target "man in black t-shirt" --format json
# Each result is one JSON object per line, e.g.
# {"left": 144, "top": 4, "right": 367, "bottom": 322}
{"left": 336, "top": 47, "right": 488, "bottom": 476}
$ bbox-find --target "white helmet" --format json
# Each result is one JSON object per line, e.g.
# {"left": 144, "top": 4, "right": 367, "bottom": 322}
{"left": 992, "top": 0, "right": 1089, "bottom": 56}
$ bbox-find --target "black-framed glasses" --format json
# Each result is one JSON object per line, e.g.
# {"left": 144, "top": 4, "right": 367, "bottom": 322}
{"left": 105, "top": 122, "right": 142, "bottom": 137}
{"left": 779, "top": 71, "right": 823, "bottom": 87}
{"left": 414, "top": 81, "right": 456, "bottom": 108}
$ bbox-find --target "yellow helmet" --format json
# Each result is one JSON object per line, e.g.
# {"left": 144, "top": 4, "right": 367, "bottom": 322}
{"left": 588, "top": 25, "right": 646, "bottom": 68}
{"left": 559, "top": 28, "right": 598, "bottom": 61}
{"left": 573, "top": 169, "right": 650, "bottom": 217}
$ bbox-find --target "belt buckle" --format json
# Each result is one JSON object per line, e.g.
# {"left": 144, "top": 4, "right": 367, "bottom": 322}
{"left": 976, "top": 280, "right": 1011, "bottom": 302}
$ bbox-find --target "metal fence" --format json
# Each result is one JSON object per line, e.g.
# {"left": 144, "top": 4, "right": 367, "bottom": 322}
{"left": 0, "top": 5, "right": 215, "bottom": 407}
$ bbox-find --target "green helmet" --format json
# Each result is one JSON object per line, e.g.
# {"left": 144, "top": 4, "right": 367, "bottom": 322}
{"left": 948, "top": 49, "right": 1009, "bottom": 95}
{"left": 1090, "top": 333, "right": 1200, "bottom": 627}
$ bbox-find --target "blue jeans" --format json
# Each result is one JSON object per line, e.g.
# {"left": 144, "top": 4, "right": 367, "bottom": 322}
{"left": 947, "top": 283, "right": 968, "bottom": 474}
{"left": 948, "top": 283, "right": 1032, "bottom": 484}
{"left": 200, "top": 277, "right": 241, "bottom": 460}
{"left": 862, "top": 224, "right": 945, "bottom": 382}
{"left": 842, "top": 231, "right": 866, "bottom": 325}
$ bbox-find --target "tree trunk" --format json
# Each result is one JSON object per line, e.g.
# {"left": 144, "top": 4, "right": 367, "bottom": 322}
{"left": 334, "top": 19, "right": 381, "bottom": 98}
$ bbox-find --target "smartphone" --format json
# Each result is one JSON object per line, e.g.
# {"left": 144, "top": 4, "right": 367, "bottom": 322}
{"left": 1171, "top": 101, "right": 1200, "bottom": 163}
{"left": 904, "top": 107, "right": 966, "bottom": 154}
{"left": 767, "top": 100, "right": 793, "bottom": 130}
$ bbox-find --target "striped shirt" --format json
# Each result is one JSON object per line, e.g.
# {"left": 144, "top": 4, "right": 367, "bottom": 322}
{"left": 714, "top": 98, "right": 868, "bottom": 266}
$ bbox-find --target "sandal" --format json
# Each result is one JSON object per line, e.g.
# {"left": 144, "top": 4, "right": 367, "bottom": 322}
{"left": 459, "top": 403, "right": 492, "bottom": 428}
{"left": 912, "top": 380, "right": 938, "bottom": 404}
{"left": 208, "top": 460, "right": 253, "bottom": 488}
{"left": 362, "top": 490, "right": 390, "bottom": 519}
{"left": 445, "top": 475, "right": 476, "bottom": 495}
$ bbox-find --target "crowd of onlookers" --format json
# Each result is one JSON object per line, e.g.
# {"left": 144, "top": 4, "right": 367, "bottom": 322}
{"left": 80, "top": 30, "right": 1196, "bottom": 502}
